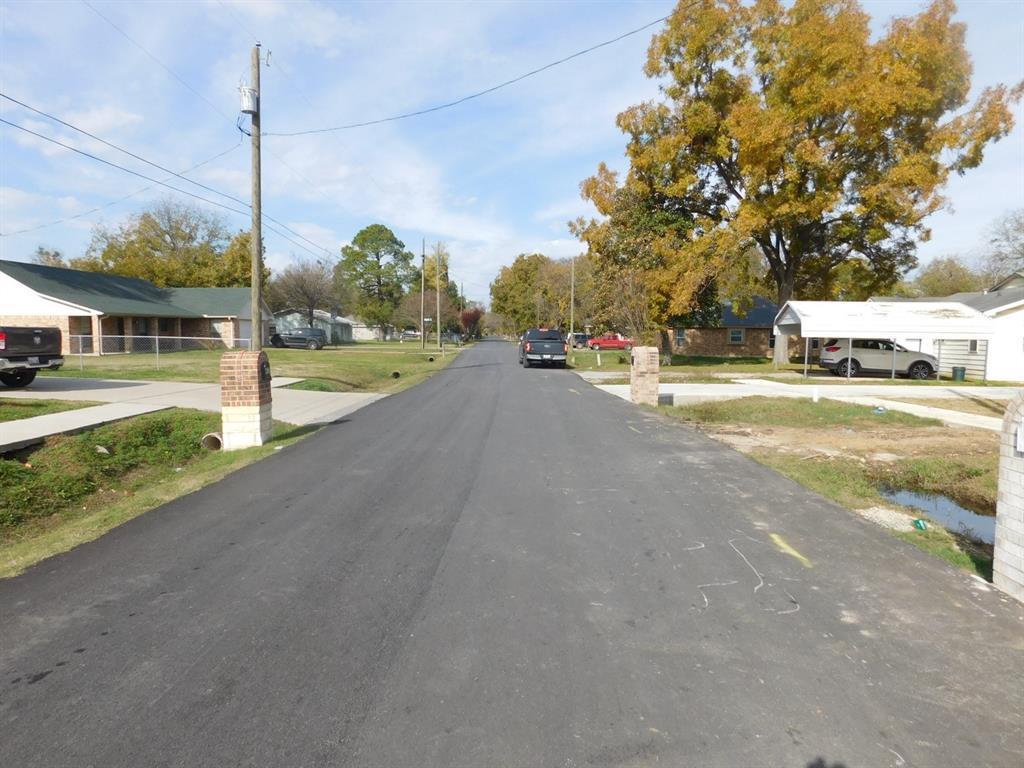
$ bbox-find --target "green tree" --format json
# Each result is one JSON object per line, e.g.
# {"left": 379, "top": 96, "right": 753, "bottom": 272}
{"left": 335, "top": 224, "right": 414, "bottom": 337}
{"left": 489, "top": 253, "right": 552, "bottom": 331}
{"left": 597, "top": 0, "right": 1020, "bottom": 363}
{"left": 912, "top": 256, "right": 986, "bottom": 296}
{"left": 71, "top": 200, "right": 269, "bottom": 288}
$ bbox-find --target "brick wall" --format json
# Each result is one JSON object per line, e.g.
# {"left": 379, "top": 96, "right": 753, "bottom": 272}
{"left": 220, "top": 350, "right": 272, "bottom": 408}
{"left": 674, "top": 327, "right": 805, "bottom": 358}
{"left": 0, "top": 314, "right": 73, "bottom": 353}
{"left": 994, "top": 393, "right": 1024, "bottom": 603}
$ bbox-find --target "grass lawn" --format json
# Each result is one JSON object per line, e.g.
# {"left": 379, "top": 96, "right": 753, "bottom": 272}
{"left": 0, "top": 398, "right": 100, "bottom": 422}
{"left": 662, "top": 396, "right": 996, "bottom": 579}
{"left": 0, "top": 408, "right": 316, "bottom": 577}
{"left": 43, "top": 345, "right": 460, "bottom": 393}
{"left": 568, "top": 349, "right": 803, "bottom": 374}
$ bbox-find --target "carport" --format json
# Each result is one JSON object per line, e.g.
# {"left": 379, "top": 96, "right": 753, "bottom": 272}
{"left": 774, "top": 301, "right": 994, "bottom": 379}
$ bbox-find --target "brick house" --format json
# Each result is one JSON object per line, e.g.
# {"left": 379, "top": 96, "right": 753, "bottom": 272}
{"left": 673, "top": 296, "right": 806, "bottom": 358}
{"left": 0, "top": 260, "right": 271, "bottom": 353}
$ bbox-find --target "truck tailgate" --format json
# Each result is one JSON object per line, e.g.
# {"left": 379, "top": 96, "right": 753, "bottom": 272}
{"left": 1, "top": 327, "right": 62, "bottom": 356}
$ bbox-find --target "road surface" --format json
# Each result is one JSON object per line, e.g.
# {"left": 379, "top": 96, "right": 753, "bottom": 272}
{"left": 2, "top": 339, "right": 1021, "bottom": 767}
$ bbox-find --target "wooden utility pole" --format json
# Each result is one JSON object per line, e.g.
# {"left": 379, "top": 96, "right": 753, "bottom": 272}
{"left": 569, "top": 253, "right": 575, "bottom": 340}
{"left": 249, "top": 43, "right": 263, "bottom": 351}
{"left": 420, "top": 239, "right": 426, "bottom": 350}
{"left": 435, "top": 243, "right": 442, "bottom": 350}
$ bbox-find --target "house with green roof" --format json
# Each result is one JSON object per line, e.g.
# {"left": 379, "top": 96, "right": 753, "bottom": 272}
{"left": 0, "top": 260, "right": 271, "bottom": 354}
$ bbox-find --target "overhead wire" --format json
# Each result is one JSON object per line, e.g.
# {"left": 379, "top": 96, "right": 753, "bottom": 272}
{"left": 0, "top": 118, "right": 326, "bottom": 260}
{"left": 262, "top": 14, "right": 672, "bottom": 137}
{"left": 78, "top": 0, "right": 335, "bottom": 257}
{"left": 0, "top": 136, "right": 243, "bottom": 237}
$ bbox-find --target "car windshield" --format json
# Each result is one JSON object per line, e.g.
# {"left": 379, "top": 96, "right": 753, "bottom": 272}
{"left": 526, "top": 330, "right": 563, "bottom": 341}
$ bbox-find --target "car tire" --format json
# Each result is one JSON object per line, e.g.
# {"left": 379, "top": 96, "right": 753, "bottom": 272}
{"left": 835, "top": 359, "right": 860, "bottom": 377}
{"left": 0, "top": 370, "right": 37, "bottom": 388}
{"left": 306, "top": 339, "right": 320, "bottom": 350}
{"left": 908, "top": 361, "right": 933, "bottom": 380}
{"left": 271, "top": 336, "right": 285, "bottom": 348}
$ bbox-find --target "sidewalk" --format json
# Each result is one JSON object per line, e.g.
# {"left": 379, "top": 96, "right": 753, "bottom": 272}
{"left": 1, "top": 376, "right": 386, "bottom": 452}
{"left": 590, "top": 376, "right": 1019, "bottom": 433}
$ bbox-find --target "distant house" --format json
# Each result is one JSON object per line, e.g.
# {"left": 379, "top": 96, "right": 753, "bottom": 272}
{"left": 673, "top": 297, "right": 803, "bottom": 357}
{"left": 272, "top": 309, "right": 353, "bottom": 344}
{"left": 866, "top": 270, "right": 1024, "bottom": 381}
{"left": 0, "top": 259, "right": 272, "bottom": 353}
{"left": 337, "top": 315, "right": 384, "bottom": 341}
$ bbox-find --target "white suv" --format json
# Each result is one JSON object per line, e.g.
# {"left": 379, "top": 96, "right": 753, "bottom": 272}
{"left": 819, "top": 339, "right": 937, "bottom": 379}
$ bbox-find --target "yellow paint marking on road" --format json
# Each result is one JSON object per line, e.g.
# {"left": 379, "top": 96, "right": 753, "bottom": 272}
{"left": 770, "top": 533, "right": 812, "bottom": 568}
{"left": 628, "top": 425, "right": 642, "bottom": 433}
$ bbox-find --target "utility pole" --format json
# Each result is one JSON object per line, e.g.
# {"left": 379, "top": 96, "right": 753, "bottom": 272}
{"left": 569, "top": 253, "right": 575, "bottom": 340}
{"left": 420, "top": 239, "right": 426, "bottom": 350}
{"left": 249, "top": 43, "right": 263, "bottom": 351}
{"left": 435, "top": 243, "right": 442, "bottom": 350}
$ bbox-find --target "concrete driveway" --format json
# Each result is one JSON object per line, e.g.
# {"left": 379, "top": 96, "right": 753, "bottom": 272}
{"left": 1, "top": 376, "right": 384, "bottom": 428}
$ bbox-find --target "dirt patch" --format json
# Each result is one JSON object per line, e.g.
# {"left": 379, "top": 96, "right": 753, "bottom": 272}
{"left": 886, "top": 397, "right": 1011, "bottom": 418}
{"left": 700, "top": 422, "right": 996, "bottom": 463}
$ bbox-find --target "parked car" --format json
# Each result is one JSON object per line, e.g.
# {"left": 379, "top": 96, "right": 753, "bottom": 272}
{"left": 588, "top": 333, "right": 633, "bottom": 351}
{"left": 819, "top": 338, "right": 937, "bottom": 379}
{"left": 518, "top": 328, "right": 569, "bottom": 368}
{"left": 0, "top": 326, "right": 63, "bottom": 387}
{"left": 568, "top": 332, "right": 592, "bottom": 349}
{"left": 399, "top": 329, "right": 421, "bottom": 342}
{"left": 270, "top": 327, "right": 327, "bottom": 350}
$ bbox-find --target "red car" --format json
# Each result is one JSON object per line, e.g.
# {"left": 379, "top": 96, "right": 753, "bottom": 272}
{"left": 588, "top": 333, "right": 633, "bottom": 351}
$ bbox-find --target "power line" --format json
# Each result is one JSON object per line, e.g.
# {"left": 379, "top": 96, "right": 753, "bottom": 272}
{"left": 263, "top": 14, "right": 671, "bottom": 137}
{"left": 1, "top": 93, "right": 331, "bottom": 256}
{"left": 0, "top": 137, "right": 243, "bottom": 237}
{"left": 0, "top": 119, "right": 325, "bottom": 259}
{"left": 80, "top": 0, "right": 335, "bottom": 256}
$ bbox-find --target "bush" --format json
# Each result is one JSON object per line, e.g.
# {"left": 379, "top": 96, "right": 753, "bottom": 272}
{"left": 0, "top": 410, "right": 219, "bottom": 530}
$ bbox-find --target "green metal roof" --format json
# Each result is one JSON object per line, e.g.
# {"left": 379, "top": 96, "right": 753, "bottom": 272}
{"left": 0, "top": 260, "right": 250, "bottom": 318}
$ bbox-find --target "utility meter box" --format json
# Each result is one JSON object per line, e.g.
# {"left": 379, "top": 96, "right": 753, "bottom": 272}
{"left": 630, "top": 346, "right": 660, "bottom": 406}
{"left": 220, "top": 350, "right": 273, "bottom": 450}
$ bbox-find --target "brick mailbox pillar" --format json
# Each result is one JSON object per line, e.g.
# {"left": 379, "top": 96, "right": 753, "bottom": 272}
{"left": 630, "top": 346, "right": 660, "bottom": 406}
{"left": 994, "top": 392, "right": 1024, "bottom": 603}
{"left": 220, "top": 350, "right": 272, "bottom": 450}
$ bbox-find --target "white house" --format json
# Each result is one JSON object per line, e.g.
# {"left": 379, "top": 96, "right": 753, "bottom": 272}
{"left": 869, "top": 270, "right": 1024, "bottom": 381}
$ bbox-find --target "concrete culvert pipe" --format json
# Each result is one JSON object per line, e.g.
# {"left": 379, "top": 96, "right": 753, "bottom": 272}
{"left": 427, "top": 356, "right": 435, "bottom": 362}
{"left": 200, "top": 432, "right": 223, "bottom": 451}
{"left": 391, "top": 370, "right": 401, "bottom": 378}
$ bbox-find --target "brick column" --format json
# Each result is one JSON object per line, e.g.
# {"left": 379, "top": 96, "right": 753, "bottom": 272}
{"left": 220, "top": 350, "right": 273, "bottom": 450}
{"left": 994, "top": 393, "right": 1024, "bottom": 602}
{"left": 630, "top": 346, "right": 660, "bottom": 406}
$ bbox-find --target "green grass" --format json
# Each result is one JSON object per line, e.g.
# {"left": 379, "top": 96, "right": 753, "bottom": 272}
{"left": 0, "top": 409, "right": 316, "bottom": 577}
{"left": 667, "top": 396, "right": 941, "bottom": 428}
{"left": 43, "top": 346, "right": 459, "bottom": 393}
{"left": 895, "top": 527, "right": 993, "bottom": 580}
{"left": 0, "top": 398, "right": 100, "bottom": 422}
{"left": 568, "top": 349, "right": 804, "bottom": 373}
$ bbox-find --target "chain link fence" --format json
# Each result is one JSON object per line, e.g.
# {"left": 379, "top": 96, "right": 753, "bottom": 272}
{"left": 68, "top": 335, "right": 251, "bottom": 370}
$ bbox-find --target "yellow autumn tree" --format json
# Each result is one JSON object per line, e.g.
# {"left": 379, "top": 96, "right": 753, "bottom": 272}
{"left": 582, "top": 0, "right": 1021, "bottom": 363}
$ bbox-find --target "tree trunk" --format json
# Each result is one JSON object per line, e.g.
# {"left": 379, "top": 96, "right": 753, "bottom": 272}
{"left": 771, "top": 275, "right": 796, "bottom": 368}
{"left": 659, "top": 329, "right": 673, "bottom": 366}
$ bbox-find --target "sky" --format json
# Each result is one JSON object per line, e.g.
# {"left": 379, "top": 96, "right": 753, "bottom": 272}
{"left": 1, "top": 0, "right": 1022, "bottom": 306}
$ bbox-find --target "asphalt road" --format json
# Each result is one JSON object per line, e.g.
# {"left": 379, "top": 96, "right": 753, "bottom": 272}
{"left": 2, "top": 339, "right": 1021, "bottom": 767}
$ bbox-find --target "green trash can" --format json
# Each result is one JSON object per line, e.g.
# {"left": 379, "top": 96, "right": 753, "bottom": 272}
{"left": 951, "top": 366, "right": 966, "bottom": 381}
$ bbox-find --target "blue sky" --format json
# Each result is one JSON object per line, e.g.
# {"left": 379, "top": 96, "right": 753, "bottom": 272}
{"left": 1, "top": 0, "right": 1022, "bottom": 305}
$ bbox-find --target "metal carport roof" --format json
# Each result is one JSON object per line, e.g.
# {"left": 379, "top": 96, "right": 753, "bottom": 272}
{"left": 774, "top": 301, "right": 994, "bottom": 340}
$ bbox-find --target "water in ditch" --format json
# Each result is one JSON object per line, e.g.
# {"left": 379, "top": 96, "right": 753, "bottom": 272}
{"left": 880, "top": 487, "right": 995, "bottom": 544}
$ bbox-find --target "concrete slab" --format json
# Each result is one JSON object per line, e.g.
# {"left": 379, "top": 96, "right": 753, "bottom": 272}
{"left": 2, "top": 376, "right": 386, "bottom": 427}
{"left": 0, "top": 403, "right": 170, "bottom": 453}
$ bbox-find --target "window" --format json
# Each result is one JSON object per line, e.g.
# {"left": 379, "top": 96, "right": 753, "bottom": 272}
{"left": 969, "top": 340, "right": 979, "bottom": 354}
{"left": 674, "top": 328, "right": 686, "bottom": 346}
{"left": 158, "top": 318, "right": 175, "bottom": 334}
{"left": 728, "top": 328, "right": 745, "bottom": 344}
{"left": 811, "top": 339, "right": 820, "bottom": 349}
{"left": 769, "top": 333, "right": 776, "bottom": 349}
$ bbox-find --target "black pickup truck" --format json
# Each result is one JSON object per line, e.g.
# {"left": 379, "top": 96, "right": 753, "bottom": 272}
{"left": 518, "top": 328, "right": 568, "bottom": 368}
{"left": 0, "top": 326, "right": 64, "bottom": 387}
